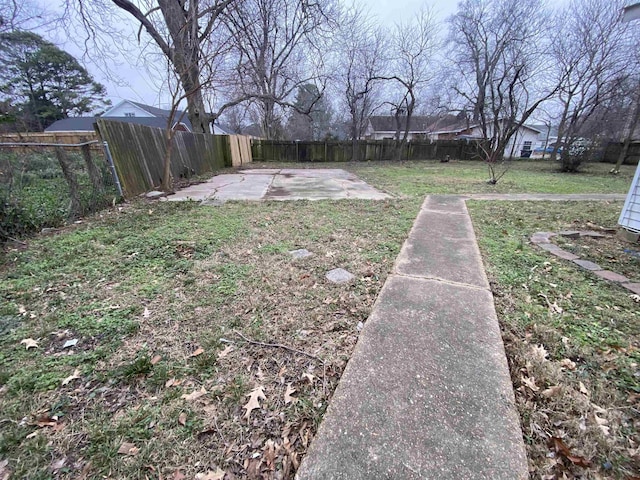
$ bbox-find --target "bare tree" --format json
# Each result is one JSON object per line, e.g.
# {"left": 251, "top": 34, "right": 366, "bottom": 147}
{"left": 448, "top": 0, "right": 554, "bottom": 183}
{"left": 66, "top": 0, "right": 235, "bottom": 134}
{"left": 333, "top": 5, "right": 386, "bottom": 160}
{"left": 0, "top": 0, "right": 51, "bottom": 32}
{"left": 612, "top": 84, "right": 640, "bottom": 173}
{"left": 548, "top": 0, "right": 630, "bottom": 168}
{"left": 217, "top": 0, "right": 335, "bottom": 139}
{"left": 379, "top": 9, "right": 438, "bottom": 159}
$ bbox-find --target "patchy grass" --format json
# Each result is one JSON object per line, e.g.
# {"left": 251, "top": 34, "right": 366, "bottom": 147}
{"left": 2, "top": 159, "right": 637, "bottom": 478}
{"left": 245, "top": 160, "right": 636, "bottom": 196}
{"left": 0, "top": 198, "right": 420, "bottom": 479}
{"left": 352, "top": 160, "right": 635, "bottom": 196}
{"left": 554, "top": 234, "right": 640, "bottom": 284}
{"left": 468, "top": 200, "right": 639, "bottom": 480}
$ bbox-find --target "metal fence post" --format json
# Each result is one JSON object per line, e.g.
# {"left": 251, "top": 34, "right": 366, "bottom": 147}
{"left": 102, "top": 141, "right": 124, "bottom": 198}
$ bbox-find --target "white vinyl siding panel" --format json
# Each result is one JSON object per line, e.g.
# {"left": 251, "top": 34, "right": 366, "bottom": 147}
{"left": 619, "top": 163, "right": 640, "bottom": 232}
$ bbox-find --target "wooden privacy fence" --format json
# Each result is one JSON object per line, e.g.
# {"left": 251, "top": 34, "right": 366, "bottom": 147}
{"left": 0, "top": 131, "right": 101, "bottom": 152}
{"left": 601, "top": 141, "right": 640, "bottom": 166}
{"left": 251, "top": 139, "right": 485, "bottom": 162}
{"left": 96, "top": 119, "right": 252, "bottom": 197}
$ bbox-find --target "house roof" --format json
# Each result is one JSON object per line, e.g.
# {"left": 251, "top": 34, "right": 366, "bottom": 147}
{"left": 45, "top": 116, "right": 191, "bottom": 132}
{"left": 44, "top": 117, "right": 97, "bottom": 132}
{"left": 530, "top": 124, "right": 559, "bottom": 138}
{"left": 430, "top": 120, "right": 542, "bottom": 135}
{"left": 102, "top": 99, "right": 194, "bottom": 131}
{"left": 368, "top": 116, "right": 436, "bottom": 133}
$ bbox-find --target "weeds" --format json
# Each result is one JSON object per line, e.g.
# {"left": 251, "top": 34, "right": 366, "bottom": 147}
{"left": 469, "top": 200, "right": 639, "bottom": 479}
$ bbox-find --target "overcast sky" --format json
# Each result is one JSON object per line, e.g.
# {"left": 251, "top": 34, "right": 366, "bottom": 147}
{"left": 34, "top": 0, "right": 462, "bottom": 110}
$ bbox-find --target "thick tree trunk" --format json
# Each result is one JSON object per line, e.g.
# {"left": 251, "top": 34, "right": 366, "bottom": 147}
{"left": 612, "top": 93, "right": 640, "bottom": 174}
{"left": 180, "top": 66, "right": 210, "bottom": 134}
{"left": 54, "top": 147, "right": 82, "bottom": 218}
{"left": 157, "top": 0, "right": 210, "bottom": 134}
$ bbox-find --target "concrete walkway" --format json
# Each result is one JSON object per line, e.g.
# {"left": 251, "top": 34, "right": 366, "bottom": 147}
{"left": 466, "top": 193, "right": 625, "bottom": 201}
{"left": 297, "top": 195, "right": 528, "bottom": 479}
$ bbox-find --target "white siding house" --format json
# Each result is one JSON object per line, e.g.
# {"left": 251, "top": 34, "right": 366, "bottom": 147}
{"left": 619, "top": 163, "right": 640, "bottom": 233}
{"left": 362, "top": 116, "right": 433, "bottom": 140}
{"left": 45, "top": 100, "right": 195, "bottom": 132}
{"left": 427, "top": 122, "right": 540, "bottom": 158}
{"left": 103, "top": 101, "right": 156, "bottom": 118}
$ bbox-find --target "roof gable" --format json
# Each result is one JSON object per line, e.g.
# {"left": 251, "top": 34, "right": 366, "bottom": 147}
{"left": 102, "top": 99, "right": 193, "bottom": 131}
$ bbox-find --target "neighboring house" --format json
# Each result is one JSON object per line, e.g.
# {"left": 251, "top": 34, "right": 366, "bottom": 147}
{"left": 45, "top": 100, "right": 198, "bottom": 133}
{"left": 529, "top": 124, "right": 560, "bottom": 157}
{"left": 362, "top": 115, "right": 539, "bottom": 157}
{"left": 427, "top": 120, "right": 541, "bottom": 158}
{"left": 362, "top": 116, "right": 435, "bottom": 140}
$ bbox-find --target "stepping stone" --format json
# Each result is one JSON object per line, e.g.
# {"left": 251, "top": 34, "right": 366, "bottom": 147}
{"left": 624, "top": 283, "right": 640, "bottom": 295}
{"left": 326, "top": 268, "right": 355, "bottom": 284}
{"left": 531, "top": 232, "right": 555, "bottom": 244}
{"left": 594, "top": 270, "right": 629, "bottom": 283}
{"left": 573, "top": 259, "right": 602, "bottom": 271}
{"left": 289, "top": 249, "right": 312, "bottom": 259}
{"left": 145, "top": 190, "right": 165, "bottom": 199}
{"left": 580, "top": 230, "right": 606, "bottom": 238}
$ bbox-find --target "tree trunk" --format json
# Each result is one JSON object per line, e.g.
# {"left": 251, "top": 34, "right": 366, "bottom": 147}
{"left": 157, "top": 0, "right": 210, "bottom": 134}
{"left": 178, "top": 63, "right": 209, "bottom": 134}
{"left": 612, "top": 93, "right": 640, "bottom": 174}
{"left": 54, "top": 147, "right": 82, "bottom": 219}
{"left": 161, "top": 131, "right": 175, "bottom": 193}
{"left": 550, "top": 101, "right": 571, "bottom": 162}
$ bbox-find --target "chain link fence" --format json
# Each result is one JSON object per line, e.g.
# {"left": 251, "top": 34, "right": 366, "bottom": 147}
{"left": 0, "top": 141, "right": 121, "bottom": 241}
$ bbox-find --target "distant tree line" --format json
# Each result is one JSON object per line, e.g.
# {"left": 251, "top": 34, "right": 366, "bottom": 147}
{"left": 1, "top": 0, "right": 639, "bottom": 178}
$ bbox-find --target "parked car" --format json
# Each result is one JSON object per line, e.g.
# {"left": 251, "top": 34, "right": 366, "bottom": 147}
{"left": 532, "top": 146, "right": 562, "bottom": 155}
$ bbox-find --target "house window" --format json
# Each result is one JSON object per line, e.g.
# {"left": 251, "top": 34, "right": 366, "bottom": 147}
{"left": 523, "top": 141, "right": 532, "bottom": 151}
{"left": 124, "top": 112, "right": 135, "bottom": 117}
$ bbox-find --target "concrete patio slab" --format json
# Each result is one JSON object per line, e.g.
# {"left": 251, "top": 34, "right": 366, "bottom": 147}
{"left": 165, "top": 169, "right": 390, "bottom": 203}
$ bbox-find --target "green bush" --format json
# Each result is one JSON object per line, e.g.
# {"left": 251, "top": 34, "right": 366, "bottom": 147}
{"left": 1, "top": 151, "right": 117, "bottom": 240}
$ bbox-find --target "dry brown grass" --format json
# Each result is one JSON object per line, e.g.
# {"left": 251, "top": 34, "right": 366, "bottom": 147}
{"left": 0, "top": 197, "right": 419, "bottom": 479}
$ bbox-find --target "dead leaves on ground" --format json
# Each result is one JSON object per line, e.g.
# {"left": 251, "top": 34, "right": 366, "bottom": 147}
{"left": 548, "top": 437, "right": 592, "bottom": 468}
{"left": 61, "top": 368, "right": 81, "bottom": 386}
{"left": 243, "top": 386, "right": 266, "bottom": 420}
{"left": 20, "top": 338, "right": 39, "bottom": 349}
{"left": 181, "top": 387, "right": 207, "bottom": 402}
{"left": 218, "top": 345, "right": 234, "bottom": 359}
{"left": 0, "top": 459, "right": 11, "bottom": 480}
{"left": 178, "top": 412, "right": 187, "bottom": 426}
{"left": 117, "top": 442, "right": 139, "bottom": 456}
{"left": 190, "top": 347, "right": 205, "bottom": 357}
{"left": 284, "top": 384, "right": 297, "bottom": 404}
{"left": 195, "top": 468, "right": 225, "bottom": 480}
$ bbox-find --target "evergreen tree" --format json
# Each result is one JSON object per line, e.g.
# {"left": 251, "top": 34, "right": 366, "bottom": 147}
{"left": 0, "top": 31, "right": 110, "bottom": 131}
{"left": 286, "top": 84, "right": 333, "bottom": 140}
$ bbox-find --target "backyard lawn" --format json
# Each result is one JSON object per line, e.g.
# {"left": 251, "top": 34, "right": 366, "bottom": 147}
{"left": 0, "top": 159, "right": 638, "bottom": 479}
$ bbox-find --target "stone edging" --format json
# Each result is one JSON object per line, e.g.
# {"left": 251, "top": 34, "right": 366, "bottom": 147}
{"left": 530, "top": 231, "right": 640, "bottom": 295}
